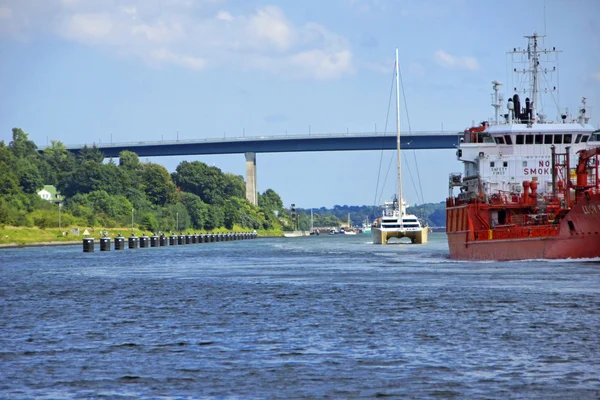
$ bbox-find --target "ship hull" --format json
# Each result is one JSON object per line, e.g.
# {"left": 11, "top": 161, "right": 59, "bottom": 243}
{"left": 372, "top": 227, "right": 428, "bottom": 244}
{"left": 447, "top": 231, "right": 600, "bottom": 261}
{"left": 447, "top": 195, "right": 600, "bottom": 261}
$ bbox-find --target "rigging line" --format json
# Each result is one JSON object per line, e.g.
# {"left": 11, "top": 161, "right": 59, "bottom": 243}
{"left": 398, "top": 62, "right": 425, "bottom": 205}
{"left": 373, "top": 63, "right": 397, "bottom": 208}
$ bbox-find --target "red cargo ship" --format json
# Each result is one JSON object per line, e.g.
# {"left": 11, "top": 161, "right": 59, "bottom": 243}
{"left": 446, "top": 33, "right": 600, "bottom": 261}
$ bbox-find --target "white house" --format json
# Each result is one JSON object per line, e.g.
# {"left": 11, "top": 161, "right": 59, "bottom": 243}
{"left": 38, "top": 185, "right": 59, "bottom": 202}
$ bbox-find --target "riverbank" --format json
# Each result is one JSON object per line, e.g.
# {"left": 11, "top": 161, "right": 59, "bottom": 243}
{"left": 0, "top": 226, "right": 284, "bottom": 248}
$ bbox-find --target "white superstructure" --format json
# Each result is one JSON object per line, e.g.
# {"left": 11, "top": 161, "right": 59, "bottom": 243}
{"left": 450, "top": 33, "right": 599, "bottom": 203}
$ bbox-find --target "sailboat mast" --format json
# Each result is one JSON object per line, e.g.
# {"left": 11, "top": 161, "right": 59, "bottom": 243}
{"left": 395, "top": 48, "right": 403, "bottom": 215}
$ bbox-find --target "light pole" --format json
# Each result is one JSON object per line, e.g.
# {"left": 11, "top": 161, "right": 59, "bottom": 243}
{"left": 131, "top": 208, "right": 134, "bottom": 234}
{"left": 176, "top": 212, "right": 179, "bottom": 232}
{"left": 56, "top": 194, "right": 62, "bottom": 230}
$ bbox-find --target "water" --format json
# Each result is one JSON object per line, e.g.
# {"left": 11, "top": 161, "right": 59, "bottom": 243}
{"left": 1, "top": 233, "right": 599, "bottom": 399}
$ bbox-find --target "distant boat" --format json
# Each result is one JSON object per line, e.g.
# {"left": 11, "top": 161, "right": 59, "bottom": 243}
{"left": 361, "top": 218, "right": 372, "bottom": 234}
{"left": 309, "top": 209, "right": 320, "bottom": 235}
{"left": 372, "top": 48, "right": 428, "bottom": 245}
{"left": 284, "top": 231, "right": 308, "bottom": 238}
{"left": 343, "top": 213, "right": 358, "bottom": 234}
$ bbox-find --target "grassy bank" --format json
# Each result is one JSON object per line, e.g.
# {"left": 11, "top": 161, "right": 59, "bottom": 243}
{"left": 0, "top": 226, "right": 284, "bottom": 247}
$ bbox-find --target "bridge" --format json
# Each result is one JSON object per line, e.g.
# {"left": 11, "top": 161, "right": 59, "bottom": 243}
{"left": 50, "top": 131, "right": 460, "bottom": 205}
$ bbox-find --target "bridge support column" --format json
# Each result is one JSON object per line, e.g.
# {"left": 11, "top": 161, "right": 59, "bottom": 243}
{"left": 245, "top": 152, "right": 257, "bottom": 205}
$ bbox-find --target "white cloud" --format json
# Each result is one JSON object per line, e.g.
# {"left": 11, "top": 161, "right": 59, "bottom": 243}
{"left": 150, "top": 48, "right": 206, "bottom": 70}
{"left": 216, "top": 10, "right": 233, "bottom": 22}
{"left": 434, "top": 49, "right": 479, "bottom": 71}
{"left": 63, "top": 13, "right": 113, "bottom": 41}
{"left": 289, "top": 50, "right": 352, "bottom": 80}
{"left": 247, "top": 6, "right": 293, "bottom": 50}
{"left": 0, "top": 7, "right": 12, "bottom": 19}
{"left": 0, "top": 1, "right": 352, "bottom": 80}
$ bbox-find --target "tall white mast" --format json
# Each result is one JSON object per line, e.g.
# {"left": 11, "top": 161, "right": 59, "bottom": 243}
{"left": 528, "top": 33, "right": 539, "bottom": 123}
{"left": 395, "top": 48, "right": 403, "bottom": 215}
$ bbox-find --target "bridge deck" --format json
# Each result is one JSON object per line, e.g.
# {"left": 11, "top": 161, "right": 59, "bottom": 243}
{"left": 43, "top": 132, "right": 460, "bottom": 157}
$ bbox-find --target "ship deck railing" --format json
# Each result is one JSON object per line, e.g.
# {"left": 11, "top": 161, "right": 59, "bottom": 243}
{"left": 472, "top": 224, "right": 560, "bottom": 241}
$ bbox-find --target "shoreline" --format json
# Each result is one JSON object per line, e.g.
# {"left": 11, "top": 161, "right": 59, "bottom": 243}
{"left": 0, "top": 241, "right": 81, "bottom": 249}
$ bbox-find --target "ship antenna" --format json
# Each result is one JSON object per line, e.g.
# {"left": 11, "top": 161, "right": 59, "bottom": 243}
{"left": 523, "top": 32, "right": 541, "bottom": 123}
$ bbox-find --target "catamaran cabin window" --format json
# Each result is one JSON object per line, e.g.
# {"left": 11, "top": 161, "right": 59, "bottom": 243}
{"left": 535, "top": 134, "right": 543, "bottom": 144}
{"left": 575, "top": 133, "right": 583, "bottom": 143}
{"left": 525, "top": 135, "right": 534, "bottom": 145}
{"left": 554, "top": 134, "right": 563, "bottom": 144}
{"left": 564, "top": 134, "right": 572, "bottom": 144}
{"left": 495, "top": 137, "right": 505, "bottom": 144}
{"left": 516, "top": 135, "right": 524, "bottom": 145}
{"left": 581, "top": 135, "right": 589, "bottom": 143}
{"left": 544, "top": 134, "right": 553, "bottom": 144}
{"left": 504, "top": 135, "right": 513, "bottom": 144}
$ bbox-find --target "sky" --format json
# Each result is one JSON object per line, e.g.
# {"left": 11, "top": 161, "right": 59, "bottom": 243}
{"left": 1, "top": 0, "right": 599, "bottom": 209}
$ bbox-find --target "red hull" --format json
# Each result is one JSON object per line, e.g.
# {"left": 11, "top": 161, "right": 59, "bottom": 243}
{"left": 447, "top": 195, "right": 600, "bottom": 261}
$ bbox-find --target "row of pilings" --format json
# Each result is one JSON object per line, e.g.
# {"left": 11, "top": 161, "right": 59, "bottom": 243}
{"left": 83, "top": 232, "right": 258, "bottom": 252}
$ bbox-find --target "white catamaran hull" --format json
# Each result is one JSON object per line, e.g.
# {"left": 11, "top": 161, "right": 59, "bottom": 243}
{"left": 372, "top": 226, "right": 428, "bottom": 244}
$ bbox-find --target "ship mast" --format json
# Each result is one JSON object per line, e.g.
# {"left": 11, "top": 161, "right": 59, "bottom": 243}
{"left": 508, "top": 32, "right": 561, "bottom": 123}
{"left": 395, "top": 48, "right": 403, "bottom": 215}
{"left": 527, "top": 33, "right": 539, "bottom": 123}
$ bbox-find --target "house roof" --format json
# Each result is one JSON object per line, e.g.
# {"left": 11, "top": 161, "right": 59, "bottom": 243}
{"left": 39, "top": 185, "right": 57, "bottom": 199}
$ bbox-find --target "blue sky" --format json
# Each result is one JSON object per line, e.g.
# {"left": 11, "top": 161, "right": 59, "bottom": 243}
{"left": 1, "top": 0, "right": 599, "bottom": 209}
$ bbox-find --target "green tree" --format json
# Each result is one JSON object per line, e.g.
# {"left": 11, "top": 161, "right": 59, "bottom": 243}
{"left": 141, "top": 163, "right": 176, "bottom": 206}
{"left": 42, "top": 140, "right": 76, "bottom": 187}
{"left": 78, "top": 145, "right": 105, "bottom": 163}
{"left": 18, "top": 162, "right": 44, "bottom": 194}
{"left": 172, "top": 161, "right": 229, "bottom": 204}
{"left": 179, "top": 192, "right": 209, "bottom": 230}
{"left": 258, "top": 189, "right": 283, "bottom": 212}
{"left": 9, "top": 128, "right": 38, "bottom": 159}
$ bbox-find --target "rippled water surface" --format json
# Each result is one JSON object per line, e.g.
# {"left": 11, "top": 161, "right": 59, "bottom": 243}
{"left": 1, "top": 233, "right": 600, "bottom": 399}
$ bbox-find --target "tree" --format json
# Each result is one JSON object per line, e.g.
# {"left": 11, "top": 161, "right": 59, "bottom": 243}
{"left": 179, "top": 192, "right": 209, "bottom": 230}
{"left": 119, "top": 150, "right": 140, "bottom": 169}
{"left": 9, "top": 128, "right": 38, "bottom": 159}
{"left": 78, "top": 145, "right": 105, "bottom": 163}
{"left": 141, "top": 163, "right": 176, "bottom": 206}
{"left": 18, "top": 162, "right": 44, "bottom": 194}
{"left": 258, "top": 189, "right": 283, "bottom": 212}
{"left": 172, "top": 161, "right": 228, "bottom": 204}
{"left": 43, "top": 140, "right": 76, "bottom": 186}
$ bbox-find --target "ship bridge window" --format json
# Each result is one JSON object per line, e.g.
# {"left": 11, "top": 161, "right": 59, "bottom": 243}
{"left": 575, "top": 134, "right": 583, "bottom": 143}
{"left": 581, "top": 135, "right": 589, "bottom": 143}
{"left": 523, "top": 161, "right": 527, "bottom": 167}
{"left": 504, "top": 135, "right": 513, "bottom": 144}
{"left": 535, "top": 134, "right": 543, "bottom": 144}
{"left": 494, "top": 136, "right": 505, "bottom": 144}
{"left": 516, "top": 135, "right": 524, "bottom": 145}
{"left": 503, "top": 161, "right": 508, "bottom": 167}
{"left": 554, "top": 134, "right": 563, "bottom": 144}
{"left": 544, "top": 134, "right": 553, "bottom": 144}
{"left": 525, "top": 135, "right": 534, "bottom": 145}
{"left": 564, "top": 134, "right": 572, "bottom": 144}
{"left": 592, "top": 133, "right": 600, "bottom": 142}
{"left": 490, "top": 161, "right": 495, "bottom": 167}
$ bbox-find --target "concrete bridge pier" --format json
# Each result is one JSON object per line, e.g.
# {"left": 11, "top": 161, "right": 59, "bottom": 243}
{"left": 245, "top": 152, "right": 257, "bottom": 205}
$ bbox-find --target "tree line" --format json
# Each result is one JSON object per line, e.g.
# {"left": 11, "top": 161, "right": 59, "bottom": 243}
{"left": 0, "top": 128, "right": 286, "bottom": 233}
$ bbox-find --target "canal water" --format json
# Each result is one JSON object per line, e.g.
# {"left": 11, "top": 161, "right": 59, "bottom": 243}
{"left": 1, "top": 233, "right": 599, "bottom": 398}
